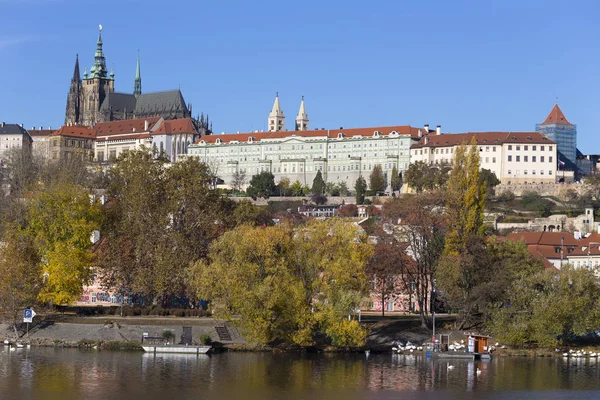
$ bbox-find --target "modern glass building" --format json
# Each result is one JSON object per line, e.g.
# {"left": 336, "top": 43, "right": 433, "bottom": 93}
{"left": 536, "top": 104, "right": 577, "bottom": 164}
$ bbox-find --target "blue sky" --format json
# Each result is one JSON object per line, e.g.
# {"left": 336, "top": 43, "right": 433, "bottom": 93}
{"left": 1, "top": 0, "right": 599, "bottom": 150}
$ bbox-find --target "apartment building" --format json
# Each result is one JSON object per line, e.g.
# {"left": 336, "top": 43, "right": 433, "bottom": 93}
{"left": 410, "top": 131, "right": 558, "bottom": 184}
{"left": 0, "top": 123, "right": 32, "bottom": 164}
{"left": 187, "top": 125, "right": 420, "bottom": 191}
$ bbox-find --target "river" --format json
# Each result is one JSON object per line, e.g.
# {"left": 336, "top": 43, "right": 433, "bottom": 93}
{"left": 1, "top": 348, "right": 600, "bottom": 399}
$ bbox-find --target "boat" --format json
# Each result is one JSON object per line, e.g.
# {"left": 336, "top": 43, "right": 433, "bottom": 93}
{"left": 142, "top": 345, "right": 211, "bottom": 355}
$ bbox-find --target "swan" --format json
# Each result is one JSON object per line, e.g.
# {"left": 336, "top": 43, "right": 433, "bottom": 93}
{"left": 365, "top": 350, "right": 370, "bottom": 357}
{"left": 476, "top": 368, "right": 482, "bottom": 375}
{"left": 16, "top": 343, "right": 23, "bottom": 348}
{"left": 447, "top": 365, "right": 455, "bottom": 370}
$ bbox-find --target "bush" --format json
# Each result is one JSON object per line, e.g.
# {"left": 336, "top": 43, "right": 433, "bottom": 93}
{"left": 200, "top": 334, "right": 213, "bottom": 345}
{"left": 162, "top": 330, "right": 175, "bottom": 342}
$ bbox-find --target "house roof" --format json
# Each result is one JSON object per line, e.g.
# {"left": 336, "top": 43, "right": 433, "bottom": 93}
{"left": 412, "top": 131, "right": 556, "bottom": 149}
{"left": 196, "top": 125, "right": 421, "bottom": 145}
{"left": 95, "top": 117, "right": 161, "bottom": 137}
{"left": 50, "top": 125, "right": 96, "bottom": 139}
{"left": 28, "top": 129, "right": 54, "bottom": 137}
{"left": 0, "top": 123, "right": 28, "bottom": 136}
{"left": 135, "top": 90, "right": 187, "bottom": 115}
{"left": 507, "top": 231, "right": 582, "bottom": 247}
{"left": 152, "top": 118, "right": 197, "bottom": 135}
{"left": 540, "top": 104, "right": 572, "bottom": 125}
{"left": 99, "top": 92, "right": 137, "bottom": 114}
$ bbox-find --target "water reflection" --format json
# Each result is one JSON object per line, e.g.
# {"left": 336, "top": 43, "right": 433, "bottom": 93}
{"left": 2, "top": 348, "right": 600, "bottom": 398}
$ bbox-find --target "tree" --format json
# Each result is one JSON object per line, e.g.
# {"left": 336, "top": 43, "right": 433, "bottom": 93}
{"left": 383, "top": 193, "right": 447, "bottom": 327}
{"left": 404, "top": 161, "right": 451, "bottom": 193}
{"left": 338, "top": 181, "right": 350, "bottom": 196}
{"left": 444, "top": 140, "right": 486, "bottom": 255}
{"left": 311, "top": 192, "right": 328, "bottom": 205}
{"left": 0, "top": 224, "right": 42, "bottom": 337}
{"left": 369, "top": 164, "right": 385, "bottom": 193}
{"left": 479, "top": 168, "right": 500, "bottom": 197}
{"left": 338, "top": 204, "right": 358, "bottom": 218}
{"left": 279, "top": 176, "right": 291, "bottom": 196}
{"left": 325, "top": 182, "right": 340, "bottom": 196}
{"left": 189, "top": 220, "right": 373, "bottom": 347}
{"left": 291, "top": 180, "right": 304, "bottom": 196}
{"left": 355, "top": 176, "right": 367, "bottom": 205}
{"left": 231, "top": 170, "right": 247, "bottom": 194}
{"left": 232, "top": 200, "right": 273, "bottom": 227}
{"left": 26, "top": 182, "right": 102, "bottom": 304}
{"left": 366, "top": 239, "right": 413, "bottom": 316}
{"left": 390, "top": 166, "right": 402, "bottom": 192}
{"left": 490, "top": 265, "right": 600, "bottom": 347}
{"left": 312, "top": 170, "right": 326, "bottom": 194}
{"left": 247, "top": 171, "right": 276, "bottom": 200}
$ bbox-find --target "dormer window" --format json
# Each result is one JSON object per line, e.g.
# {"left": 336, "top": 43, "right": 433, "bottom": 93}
{"left": 248, "top": 137, "right": 254, "bottom": 143}
{"left": 216, "top": 138, "right": 222, "bottom": 144}
{"left": 337, "top": 132, "right": 344, "bottom": 139}
{"left": 373, "top": 131, "right": 381, "bottom": 138}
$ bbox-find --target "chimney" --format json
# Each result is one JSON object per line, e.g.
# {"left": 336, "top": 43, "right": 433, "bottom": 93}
{"left": 424, "top": 137, "right": 429, "bottom": 144}
{"left": 436, "top": 125, "right": 441, "bottom": 135}
{"left": 20, "top": 123, "right": 23, "bottom": 128}
{"left": 39, "top": 126, "right": 42, "bottom": 130}
{"left": 424, "top": 124, "right": 429, "bottom": 132}
{"left": 144, "top": 120, "right": 149, "bottom": 131}
{"left": 1, "top": 122, "right": 5, "bottom": 127}
{"left": 418, "top": 129, "right": 422, "bottom": 138}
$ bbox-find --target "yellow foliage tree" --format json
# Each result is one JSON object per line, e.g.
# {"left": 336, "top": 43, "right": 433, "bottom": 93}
{"left": 189, "top": 219, "right": 373, "bottom": 347}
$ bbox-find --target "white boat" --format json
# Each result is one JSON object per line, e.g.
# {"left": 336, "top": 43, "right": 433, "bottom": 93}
{"left": 142, "top": 345, "right": 211, "bottom": 355}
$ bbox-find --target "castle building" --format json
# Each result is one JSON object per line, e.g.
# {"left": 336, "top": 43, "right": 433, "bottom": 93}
{"left": 410, "top": 131, "right": 558, "bottom": 184}
{"left": 187, "top": 125, "right": 416, "bottom": 191}
{"left": 65, "top": 26, "right": 209, "bottom": 133}
{"left": 536, "top": 103, "right": 576, "bottom": 165}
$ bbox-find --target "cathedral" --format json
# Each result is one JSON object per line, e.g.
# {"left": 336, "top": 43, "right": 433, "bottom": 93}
{"left": 65, "top": 26, "right": 211, "bottom": 133}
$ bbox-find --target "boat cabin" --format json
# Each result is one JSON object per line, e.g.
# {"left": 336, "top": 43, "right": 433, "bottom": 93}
{"left": 466, "top": 334, "right": 492, "bottom": 353}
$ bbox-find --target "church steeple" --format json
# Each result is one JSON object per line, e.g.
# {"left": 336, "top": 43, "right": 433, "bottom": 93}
{"left": 89, "top": 24, "right": 108, "bottom": 79}
{"left": 295, "top": 96, "right": 308, "bottom": 131}
{"left": 65, "top": 54, "right": 83, "bottom": 125}
{"left": 268, "top": 92, "right": 285, "bottom": 132}
{"left": 134, "top": 52, "right": 142, "bottom": 97}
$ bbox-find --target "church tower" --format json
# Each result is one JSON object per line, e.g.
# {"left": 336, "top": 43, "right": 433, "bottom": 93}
{"left": 65, "top": 54, "right": 83, "bottom": 126}
{"left": 268, "top": 92, "right": 285, "bottom": 132}
{"left": 295, "top": 96, "right": 308, "bottom": 131}
{"left": 81, "top": 25, "right": 115, "bottom": 127}
{"left": 134, "top": 53, "right": 142, "bottom": 97}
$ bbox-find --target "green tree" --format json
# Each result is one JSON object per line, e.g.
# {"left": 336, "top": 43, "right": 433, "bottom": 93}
{"left": 355, "top": 176, "right": 367, "bottom": 205}
{"left": 325, "top": 182, "right": 340, "bottom": 196}
{"left": 404, "top": 161, "right": 450, "bottom": 193}
{"left": 369, "top": 164, "right": 385, "bottom": 193}
{"left": 189, "top": 220, "right": 373, "bottom": 346}
{"left": 247, "top": 171, "right": 276, "bottom": 200}
{"left": 479, "top": 168, "right": 500, "bottom": 197}
{"left": 291, "top": 180, "right": 304, "bottom": 196}
{"left": 312, "top": 170, "right": 326, "bottom": 194}
{"left": 232, "top": 200, "right": 273, "bottom": 227}
{"left": 338, "top": 181, "right": 350, "bottom": 196}
{"left": 490, "top": 265, "right": 600, "bottom": 347}
{"left": 444, "top": 140, "right": 486, "bottom": 255}
{"left": 231, "top": 170, "right": 247, "bottom": 194}
{"left": 390, "top": 166, "right": 402, "bottom": 192}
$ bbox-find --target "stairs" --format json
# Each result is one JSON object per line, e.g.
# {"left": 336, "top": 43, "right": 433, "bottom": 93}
{"left": 215, "top": 325, "right": 232, "bottom": 341}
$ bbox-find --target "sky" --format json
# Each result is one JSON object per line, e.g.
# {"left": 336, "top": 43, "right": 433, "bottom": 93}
{"left": 1, "top": 0, "right": 599, "bottom": 151}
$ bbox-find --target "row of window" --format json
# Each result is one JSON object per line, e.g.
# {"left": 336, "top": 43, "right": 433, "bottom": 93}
{"left": 507, "top": 145, "right": 552, "bottom": 151}
{"left": 507, "top": 155, "right": 552, "bottom": 163}
{"left": 507, "top": 170, "right": 553, "bottom": 176}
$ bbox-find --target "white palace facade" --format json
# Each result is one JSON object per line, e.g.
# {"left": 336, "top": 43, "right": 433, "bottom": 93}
{"left": 410, "top": 131, "right": 558, "bottom": 184}
{"left": 187, "top": 125, "right": 421, "bottom": 191}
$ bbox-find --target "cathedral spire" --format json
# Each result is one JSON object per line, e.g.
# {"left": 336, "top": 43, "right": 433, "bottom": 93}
{"left": 295, "top": 96, "right": 308, "bottom": 131}
{"left": 134, "top": 51, "right": 142, "bottom": 97}
{"left": 89, "top": 24, "right": 108, "bottom": 78}
{"left": 65, "top": 53, "right": 83, "bottom": 126}
{"left": 268, "top": 92, "right": 285, "bottom": 132}
{"left": 72, "top": 54, "right": 81, "bottom": 81}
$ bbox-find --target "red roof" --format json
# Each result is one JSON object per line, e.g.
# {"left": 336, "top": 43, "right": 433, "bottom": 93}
{"left": 152, "top": 118, "right": 196, "bottom": 135}
{"left": 411, "top": 131, "right": 556, "bottom": 149}
{"left": 540, "top": 104, "right": 572, "bottom": 125}
{"left": 95, "top": 134, "right": 151, "bottom": 143}
{"left": 28, "top": 129, "right": 54, "bottom": 137}
{"left": 196, "top": 125, "right": 423, "bottom": 145}
{"left": 507, "top": 231, "right": 581, "bottom": 247}
{"left": 50, "top": 125, "right": 95, "bottom": 139}
{"left": 95, "top": 117, "right": 161, "bottom": 137}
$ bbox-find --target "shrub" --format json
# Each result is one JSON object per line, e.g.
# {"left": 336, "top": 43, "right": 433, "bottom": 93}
{"left": 162, "top": 330, "right": 175, "bottom": 342}
{"left": 200, "top": 334, "right": 213, "bottom": 345}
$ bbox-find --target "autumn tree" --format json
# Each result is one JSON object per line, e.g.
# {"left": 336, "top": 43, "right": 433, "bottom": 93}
{"left": 232, "top": 200, "right": 273, "bottom": 227}
{"left": 189, "top": 219, "right": 373, "bottom": 347}
{"left": 444, "top": 140, "right": 486, "bottom": 255}
{"left": 0, "top": 223, "right": 42, "bottom": 337}
{"left": 369, "top": 164, "right": 385, "bottom": 193}
{"left": 312, "top": 170, "right": 326, "bottom": 194}
{"left": 383, "top": 193, "right": 447, "bottom": 327}
{"left": 26, "top": 182, "right": 102, "bottom": 304}
{"left": 338, "top": 204, "right": 358, "bottom": 218}
{"left": 246, "top": 171, "right": 276, "bottom": 200}
{"left": 390, "top": 166, "right": 402, "bottom": 192}
{"left": 366, "top": 239, "right": 413, "bottom": 316}
{"left": 355, "top": 176, "right": 367, "bottom": 205}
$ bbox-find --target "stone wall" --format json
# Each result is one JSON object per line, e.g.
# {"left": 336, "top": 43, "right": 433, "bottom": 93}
{"left": 495, "top": 182, "right": 586, "bottom": 197}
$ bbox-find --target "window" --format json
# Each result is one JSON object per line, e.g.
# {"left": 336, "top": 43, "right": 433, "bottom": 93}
{"left": 492, "top": 157, "right": 496, "bottom": 163}
{"left": 508, "top": 170, "right": 512, "bottom": 175}
{"left": 524, "top": 170, "right": 528, "bottom": 175}
{"left": 541, "top": 146, "right": 545, "bottom": 151}
{"left": 541, "top": 170, "right": 544, "bottom": 175}
{"left": 493, "top": 147, "right": 496, "bottom": 152}
{"left": 486, "top": 147, "right": 489, "bottom": 152}
{"left": 549, "top": 170, "right": 553, "bottom": 175}
{"left": 532, "top": 170, "right": 536, "bottom": 175}
{"left": 532, "top": 156, "right": 536, "bottom": 162}
{"left": 533, "top": 146, "right": 537, "bottom": 151}
{"left": 524, "top": 145, "right": 528, "bottom": 151}
{"left": 541, "top": 156, "right": 545, "bottom": 162}
{"left": 549, "top": 146, "right": 553, "bottom": 151}
{"left": 508, "top": 145, "right": 512, "bottom": 150}
{"left": 549, "top": 156, "right": 553, "bottom": 163}
{"left": 516, "top": 156, "right": 520, "bottom": 162}
{"left": 524, "top": 156, "right": 528, "bottom": 162}
{"left": 485, "top": 157, "right": 489, "bottom": 163}
{"left": 516, "top": 146, "right": 521, "bottom": 151}
{"left": 508, "top": 155, "right": 512, "bottom": 161}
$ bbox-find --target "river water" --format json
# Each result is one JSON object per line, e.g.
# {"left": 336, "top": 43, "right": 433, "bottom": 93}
{"left": 1, "top": 348, "right": 600, "bottom": 399}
